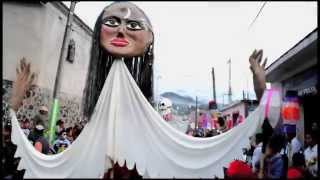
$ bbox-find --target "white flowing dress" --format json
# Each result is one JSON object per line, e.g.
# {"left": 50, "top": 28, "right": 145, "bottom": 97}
{"left": 10, "top": 59, "right": 278, "bottom": 178}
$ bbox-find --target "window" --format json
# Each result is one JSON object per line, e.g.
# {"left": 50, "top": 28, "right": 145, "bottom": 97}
{"left": 66, "top": 39, "right": 75, "bottom": 63}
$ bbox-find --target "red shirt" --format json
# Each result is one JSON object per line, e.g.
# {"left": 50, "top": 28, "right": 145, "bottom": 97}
{"left": 227, "top": 119, "right": 233, "bottom": 129}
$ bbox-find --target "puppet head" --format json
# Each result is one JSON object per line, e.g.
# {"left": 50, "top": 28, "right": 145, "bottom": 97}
{"left": 100, "top": 2, "right": 153, "bottom": 57}
{"left": 83, "top": 2, "right": 155, "bottom": 118}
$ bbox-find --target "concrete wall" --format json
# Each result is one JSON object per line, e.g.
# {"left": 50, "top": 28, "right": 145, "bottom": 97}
{"left": 221, "top": 103, "right": 246, "bottom": 119}
{"left": 3, "top": 2, "right": 92, "bottom": 98}
{"left": 3, "top": 2, "right": 93, "bottom": 127}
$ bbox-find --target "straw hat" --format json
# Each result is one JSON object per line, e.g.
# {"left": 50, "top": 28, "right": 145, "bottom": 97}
{"left": 39, "top": 106, "right": 49, "bottom": 112}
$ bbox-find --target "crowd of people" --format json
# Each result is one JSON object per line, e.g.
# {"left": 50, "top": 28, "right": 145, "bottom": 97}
{"left": 2, "top": 106, "right": 85, "bottom": 179}
{"left": 182, "top": 99, "right": 318, "bottom": 179}
{"left": 224, "top": 123, "right": 318, "bottom": 179}
{"left": 28, "top": 118, "right": 84, "bottom": 155}
{"left": 185, "top": 112, "right": 239, "bottom": 138}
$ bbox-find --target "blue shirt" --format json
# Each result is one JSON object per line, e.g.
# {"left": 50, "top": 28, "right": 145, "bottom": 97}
{"left": 265, "top": 153, "right": 284, "bottom": 178}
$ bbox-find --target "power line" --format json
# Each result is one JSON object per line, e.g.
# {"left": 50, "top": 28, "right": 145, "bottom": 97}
{"left": 248, "top": 2, "right": 267, "bottom": 29}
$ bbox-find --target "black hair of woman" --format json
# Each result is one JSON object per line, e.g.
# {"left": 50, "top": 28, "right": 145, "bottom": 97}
{"left": 82, "top": 2, "right": 154, "bottom": 120}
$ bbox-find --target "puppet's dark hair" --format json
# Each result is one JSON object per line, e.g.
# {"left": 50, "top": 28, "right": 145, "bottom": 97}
{"left": 82, "top": 3, "right": 154, "bottom": 119}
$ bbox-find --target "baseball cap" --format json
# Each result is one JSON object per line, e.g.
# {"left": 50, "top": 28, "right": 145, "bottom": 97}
{"left": 35, "top": 124, "right": 45, "bottom": 131}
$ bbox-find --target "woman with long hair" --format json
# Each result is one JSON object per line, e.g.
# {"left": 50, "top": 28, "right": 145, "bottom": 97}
{"left": 83, "top": 2, "right": 155, "bottom": 121}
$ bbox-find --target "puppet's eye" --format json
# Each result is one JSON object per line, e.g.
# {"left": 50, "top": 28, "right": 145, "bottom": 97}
{"left": 104, "top": 18, "right": 120, "bottom": 27}
{"left": 126, "top": 21, "right": 143, "bottom": 30}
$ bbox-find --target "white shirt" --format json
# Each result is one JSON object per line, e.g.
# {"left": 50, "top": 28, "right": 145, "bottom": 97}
{"left": 291, "top": 137, "right": 302, "bottom": 154}
{"left": 304, "top": 144, "right": 318, "bottom": 177}
{"left": 252, "top": 142, "right": 262, "bottom": 172}
{"left": 22, "top": 128, "right": 30, "bottom": 137}
{"left": 286, "top": 137, "right": 302, "bottom": 166}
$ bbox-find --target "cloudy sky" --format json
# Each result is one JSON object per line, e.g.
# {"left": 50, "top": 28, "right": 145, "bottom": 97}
{"left": 63, "top": 1, "right": 317, "bottom": 104}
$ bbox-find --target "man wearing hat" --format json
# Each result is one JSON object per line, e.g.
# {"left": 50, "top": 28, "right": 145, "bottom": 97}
{"left": 20, "top": 118, "right": 31, "bottom": 137}
{"left": 33, "top": 123, "right": 50, "bottom": 155}
{"left": 38, "top": 105, "right": 49, "bottom": 129}
{"left": 26, "top": 115, "right": 50, "bottom": 154}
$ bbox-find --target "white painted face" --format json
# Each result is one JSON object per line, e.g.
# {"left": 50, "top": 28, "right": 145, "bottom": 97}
{"left": 158, "top": 98, "right": 172, "bottom": 111}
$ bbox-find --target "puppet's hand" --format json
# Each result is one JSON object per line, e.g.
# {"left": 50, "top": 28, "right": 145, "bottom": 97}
{"left": 10, "top": 57, "right": 36, "bottom": 112}
{"left": 249, "top": 49, "right": 267, "bottom": 101}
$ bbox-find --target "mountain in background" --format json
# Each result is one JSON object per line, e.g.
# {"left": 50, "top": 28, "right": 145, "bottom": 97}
{"left": 160, "top": 92, "right": 218, "bottom": 109}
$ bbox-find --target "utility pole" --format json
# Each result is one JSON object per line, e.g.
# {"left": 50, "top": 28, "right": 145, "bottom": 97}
{"left": 227, "top": 59, "right": 232, "bottom": 104}
{"left": 243, "top": 90, "right": 245, "bottom": 100}
{"left": 48, "top": 1, "right": 77, "bottom": 145}
{"left": 211, "top": 67, "right": 216, "bottom": 102}
{"left": 195, "top": 96, "right": 198, "bottom": 130}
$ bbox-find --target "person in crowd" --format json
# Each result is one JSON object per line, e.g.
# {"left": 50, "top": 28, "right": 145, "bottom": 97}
{"left": 311, "top": 122, "right": 318, "bottom": 132}
{"left": 3, "top": 124, "right": 17, "bottom": 179}
{"left": 3, "top": 124, "right": 26, "bottom": 179}
{"left": 38, "top": 105, "right": 49, "bottom": 128}
{"left": 185, "top": 124, "right": 194, "bottom": 136}
{"left": 210, "top": 112, "right": 218, "bottom": 130}
{"left": 283, "top": 124, "right": 302, "bottom": 166}
{"left": 287, "top": 152, "right": 312, "bottom": 179}
{"left": 187, "top": 129, "right": 194, "bottom": 136}
{"left": 210, "top": 129, "right": 219, "bottom": 137}
{"left": 56, "top": 119, "right": 65, "bottom": 136}
{"left": 226, "top": 115, "right": 233, "bottom": 130}
{"left": 20, "top": 118, "right": 31, "bottom": 137}
{"left": 33, "top": 124, "right": 50, "bottom": 155}
{"left": 204, "top": 129, "right": 214, "bottom": 137}
{"left": 304, "top": 130, "right": 318, "bottom": 177}
{"left": 243, "top": 136, "right": 255, "bottom": 164}
{"left": 194, "top": 128, "right": 205, "bottom": 137}
{"left": 66, "top": 127, "right": 74, "bottom": 143}
{"left": 217, "top": 117, "right": 228, "bottom": 134}
{"left": 197, "top": 112, "right": 204, "bottom": 129}
{"left": 258, "top": 133, "right": 286, "bottom": 179}
{"left": 237, "top": 114, "right": 244, "bottom": 125}
{"left": 232, "top": 112, "right": 239, "bottom": 127}
{"left": 28, "top": 115, "right": 44, "bottom": 144}
{"left": 53, "top": 130, "right": 71, "bottom": 153}
{"left": 72, "top": 123, "right": 83, "bottom": 140}
{"left": 252, "top": 133, "right": 263, "bottom": 173}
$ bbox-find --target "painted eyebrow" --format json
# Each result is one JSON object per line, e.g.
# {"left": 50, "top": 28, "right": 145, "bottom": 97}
{"left": 125, "top": 19, "right": 144, "bottom": 24}
{"left": 101, "top": 16, "right": 121, "bottom": 23}
{"left": 103, "top": 14, "right": 146, "bottom": 23}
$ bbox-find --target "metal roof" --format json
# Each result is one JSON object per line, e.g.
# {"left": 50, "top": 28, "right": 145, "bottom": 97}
{"left": 266, "top": 28, "right": 318, "bottom": 82}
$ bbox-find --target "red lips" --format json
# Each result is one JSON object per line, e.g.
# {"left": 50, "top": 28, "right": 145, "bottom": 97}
{"left": 110, "top": 38, "right": 129, "bottom": 47}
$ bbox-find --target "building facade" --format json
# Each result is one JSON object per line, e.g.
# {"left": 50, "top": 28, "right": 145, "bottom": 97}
{"left": 220, "top": 100, "right": 259, "bottom": 128}
{"left": 266, "top": 28, "right": 318, "bottom": 143}
{"left": 3, "top": 2, "right": 93, "bottom": 127}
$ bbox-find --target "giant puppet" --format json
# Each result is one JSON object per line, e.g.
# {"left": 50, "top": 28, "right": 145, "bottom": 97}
{"left": 8, "top": 2, "right": 278, "bottom": 178}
